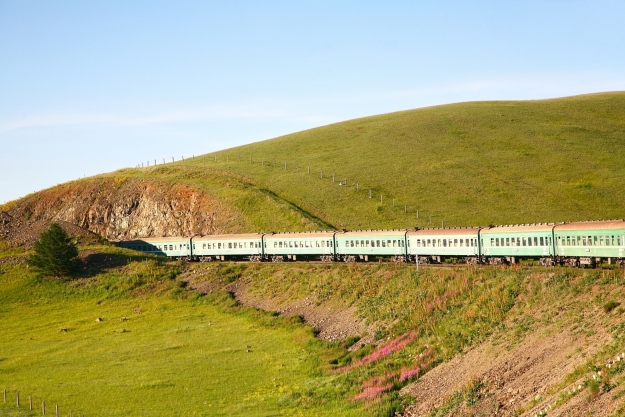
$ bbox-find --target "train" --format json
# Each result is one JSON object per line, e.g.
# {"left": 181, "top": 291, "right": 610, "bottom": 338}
{"left": 114, "top": 219, "right": 625, "bottom": 268}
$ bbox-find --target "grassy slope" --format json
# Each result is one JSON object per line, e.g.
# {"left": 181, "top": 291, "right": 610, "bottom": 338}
{"left": 169, "top": 91, "right": 624, "bottom": 230}
{"left": 4, "top": 251, "right": 625, "bottom": 416}
{"left": 0, "top": 249, "right": 364, "bottom": 417}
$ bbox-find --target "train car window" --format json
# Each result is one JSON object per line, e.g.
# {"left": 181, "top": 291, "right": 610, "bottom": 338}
{"left": 593, "top": 236, "right": 598, "bottom": 246}
{"left": 541, "top": 237, "right": 545, "bottom": 246}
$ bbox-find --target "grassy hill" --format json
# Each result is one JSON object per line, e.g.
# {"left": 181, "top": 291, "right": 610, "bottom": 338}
{"left": 141, "top": 91, "right": 624, "bottom": 231}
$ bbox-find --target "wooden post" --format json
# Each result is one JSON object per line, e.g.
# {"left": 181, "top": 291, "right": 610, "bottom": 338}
{"left": 284, "top": 162, "right": 287, "bottom": 170}
{"left": 16, "top": 391, "right": 19, "bottom": 407}
{"left": 42, "top": 400, "right": 46, "bottom": 415}
{"left": 393, "top": 198, "right": 395, "bottom": 206}
{"left": 3, "top": 388, "right": 6, "bottom": 403}
{"left": 369, "top": 189, "right": 372, "bottom": 198}
{"left": 56, "top": 404, "right": 59, "bottom": 417}
{"left": 380, "top": 194, "right": 383, "bottom": 203}
{"left": 29, "top": 395, "right": 32, "bottom": 410}
{"left": 417, "top": 209, "right": 419, "bottom": 219}
{"left": 320, "top": 169, "right": 323, "bottom": 178}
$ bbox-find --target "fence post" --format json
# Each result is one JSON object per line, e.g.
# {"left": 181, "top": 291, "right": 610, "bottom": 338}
{"left": 56, "top": 404, "right": 59, "bottom": 417}
{"left": 42, "top": 400, "right": 46, "bottom": 415}
{"left": 16, "top": 391, "right": 19, "bottom": 407}
{"left": 29, "top": 395, "right": 32, "bottom": 410}
{"left": 3, "top": 388, "right": 6, "bottom": 403}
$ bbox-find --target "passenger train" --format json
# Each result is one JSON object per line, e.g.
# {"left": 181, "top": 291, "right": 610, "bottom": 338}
{"left": 115, "top": 220, "right": 625, "bottom": 267}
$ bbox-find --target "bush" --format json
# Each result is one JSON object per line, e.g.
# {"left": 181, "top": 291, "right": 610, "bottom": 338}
{"left": 604, "top": 300, "right": 621, "bottom": 314}
{"left": 27, "top": 223, "right": 81, "bottom": 278}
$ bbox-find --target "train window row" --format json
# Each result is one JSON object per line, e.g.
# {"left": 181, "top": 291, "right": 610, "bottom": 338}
{"left": 413, "top": 238, "right": 475, "bottom": 248}
{"left": 489, "top": 237, "right": 550, "bottom": 247}
{"left": 201, "top": 241, "right": 261, "bottom": 250}
{"left": 343, "top": 239, "right": 404, "bottom": 248}
{"left": 557, "top": 235, "right": 623, "bottom": 247}
{"left": 272, "top": 240, "right": 333, "bottom": 248}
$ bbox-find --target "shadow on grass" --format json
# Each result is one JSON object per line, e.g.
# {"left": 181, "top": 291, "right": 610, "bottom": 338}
{"left": 79, "top": 252, "right": 139, "bottom": 277}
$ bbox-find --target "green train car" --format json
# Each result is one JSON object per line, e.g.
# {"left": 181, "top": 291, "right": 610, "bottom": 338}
{"left": 116, "top": 237, "right": 192, "bottom": 258}
{"left": 264, "top": 231, "right": 336, "bottom": 262}
{"left": 481, "top": 224, "right": 556, "bottom": 265}
{"left": 193, "top": 233, "right": 264, "bottom": 261}
{"left": 554, "top": 220, "right": 625, "bottom": 267}
{"left": 407, "top": 227, "right": 481, "bottom": 264}
{"left": 334, "top": 230, "right": 407, "bottom": 262}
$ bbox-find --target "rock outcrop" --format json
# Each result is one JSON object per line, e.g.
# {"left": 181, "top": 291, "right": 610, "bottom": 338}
{"left": 0, "top": 177, "right": 242, "bottom": 246}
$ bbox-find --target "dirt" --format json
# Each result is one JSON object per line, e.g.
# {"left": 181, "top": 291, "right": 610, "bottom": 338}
{"left": 183, "top": 272, "right": 378, "bottom": 343}
{"left": 0, "top": 177, "right": 241, "bottom": 247}
{"left": 399, "top": 304, "right": 623, "bottom": 417}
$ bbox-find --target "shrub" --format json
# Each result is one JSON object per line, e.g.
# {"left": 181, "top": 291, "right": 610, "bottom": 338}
{"left": 604, "top": 300, "right": 621, "bottom": 314}
{"left": 27, "top": 223, "right": 81, "bottom": 278}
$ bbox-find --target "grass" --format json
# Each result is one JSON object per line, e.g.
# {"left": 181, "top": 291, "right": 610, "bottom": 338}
{"left": 166, "top": 92, "right": 625, "bottom": 230}
{"left": 12, "top": 92, "right": 624, "bottom": 235}
{"left": 3, "top": 246, "right": 625, "bottom": 415}
{"left": 0, "top": 250, "right": 365, "bottom": 417}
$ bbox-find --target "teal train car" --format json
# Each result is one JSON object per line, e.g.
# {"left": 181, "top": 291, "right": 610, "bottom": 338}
{"left": 407, "top": 227, "right": 481, "bottom": 264}
{"left": 264, "top": 231, "right": 336, "bottom": 262}
{"left": 192, "top": 233, "right": 264, "bottom": 261}
{"left": 117, "top": 237, "right": 192, "bottom": 258}
{"left": 554, "top": 220, "right": 625, "bottom": 267}
{"left": 480, "top": 224, "right": 556, "bottom": 265}
{"left": 334, "top": 230, "right": 408, "bottom": 262}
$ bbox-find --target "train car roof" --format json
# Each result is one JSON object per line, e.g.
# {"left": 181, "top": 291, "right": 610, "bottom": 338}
{"left": 266, "top": 231, "right": 336, "bottom": 239}
{"left": 337, "top": 229, "right": 407, "bottom": 237}
{"left": 554, "top": 220, "right": 625, "bottom": 231}
{"left": 482, "top": 224, "right": 556, "bottom": 234}
{"left": 114, "top": 236, "right": 190, "bottom": 243}
{"left": 408, "top": 227, "right": 481, "bottom": 236}
{"left": 193, "top": 233, "right": 263, "bottom": 240}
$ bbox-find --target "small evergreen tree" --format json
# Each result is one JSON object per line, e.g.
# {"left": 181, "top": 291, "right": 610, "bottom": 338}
{"left": 28, "top": 223, "right": 81, "bottom": 278}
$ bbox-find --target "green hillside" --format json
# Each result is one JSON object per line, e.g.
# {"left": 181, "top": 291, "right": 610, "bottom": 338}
{"left": 136, "top": 91, "right": 624, "bottom": 231}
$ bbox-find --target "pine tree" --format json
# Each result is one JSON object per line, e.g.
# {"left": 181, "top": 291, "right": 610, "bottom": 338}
{"left": 28, "top": 223, "right": 81, "bottom": 278}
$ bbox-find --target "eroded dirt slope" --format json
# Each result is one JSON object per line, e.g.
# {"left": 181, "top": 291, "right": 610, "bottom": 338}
{"left": 0, "top": 177, "right": 241, "bottom": 246}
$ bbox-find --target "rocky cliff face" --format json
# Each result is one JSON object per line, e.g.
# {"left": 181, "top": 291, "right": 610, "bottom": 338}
{"left": 0, "top": 177, "right": 242, "bottom": 246}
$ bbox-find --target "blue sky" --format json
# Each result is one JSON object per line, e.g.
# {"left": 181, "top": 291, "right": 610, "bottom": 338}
{"left": 1, "top": 1, "right": 624, "bottom": 204}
